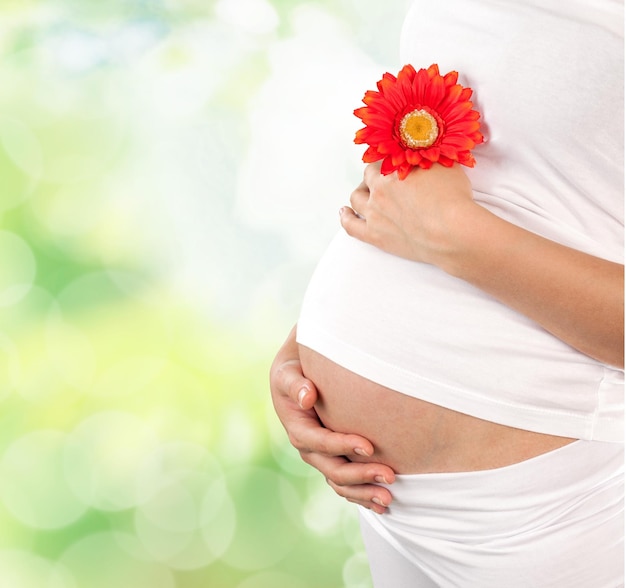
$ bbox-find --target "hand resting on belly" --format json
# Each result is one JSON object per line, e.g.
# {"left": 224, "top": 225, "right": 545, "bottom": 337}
{"left": 299, "top": 345, "right": 575, "bottom": 475}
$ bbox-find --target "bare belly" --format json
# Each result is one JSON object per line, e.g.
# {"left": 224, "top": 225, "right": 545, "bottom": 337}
{"left": 299, "top": 345, "right": 576, "bottom": 474}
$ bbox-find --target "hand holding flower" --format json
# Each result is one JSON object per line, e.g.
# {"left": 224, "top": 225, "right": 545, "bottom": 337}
{"left": 341, "top": 162, "right": 477, "bottom": 268}
{"left": 347, "top": 63, "right": 485, "bottom": 266}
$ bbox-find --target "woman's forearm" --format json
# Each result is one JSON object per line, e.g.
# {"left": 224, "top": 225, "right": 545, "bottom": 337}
{"left": 343, "top": 163, "right": 624, "bottom": 368}
{"left": 439, "top": 201, "right": 624, "bottom": 368}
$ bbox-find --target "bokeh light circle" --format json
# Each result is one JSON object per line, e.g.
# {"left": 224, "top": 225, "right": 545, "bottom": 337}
{"left": 63, "top": 411, "right": 159, "bottom": 511}
{"left": 216, "top": 467, "right": 302, "bottom": 571}
{"left": 0, "top": 117, "right": 39, "bottom": 213}
{"left": 215, "top": 0, "right": 279, "bottom": 35}
{"left": 58, "top": 532, "right": 175, "bottom": 588}
{"left": 136, "top": 441, "right": 223, "bottom": 505}
{"left": 45, "top": 308, "right": 96, "bottom": 390}
{"left": 303, "top": 482, "right": 348, "bottom": 536}
{"left": 0, "top": 332, "right": 20, "bottom": 400}
{"left": 0, "top": 231, "right": 36, "bottom": 307}
{"left": 134, "top": 441, "right": 232, "bottom": 570}
{"left": 134, "top": 509, "right": 195, "bottom": 564}
{"left": 343, "top": 550, "right": 373, "bottom": 588}
{"left": 135, "top": 474, "right": 214, "bottom": 569}
{"left": 0, "top": 117, "right": 43, "bottom": 179}
{"left": 236, "top": 571, "right": 308, "bottom": 588}
{"left": 0, "top": 429, "right": 87, "bottom": 529}
{"left": 91, "top": 355, "right": 165, "bottom": 398}
{"left": 140, "top": 480, "right": 197, "bottom": 533}
{"left": 199, "top": 476, "right": 237, "bottom": 562}
{"left": 0, "top": 550, "right": 74, "bottom": 588}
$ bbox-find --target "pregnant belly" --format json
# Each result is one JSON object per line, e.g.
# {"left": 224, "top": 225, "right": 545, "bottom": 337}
{"left": 299, "top": 345, "right": 575, "bottom": 474}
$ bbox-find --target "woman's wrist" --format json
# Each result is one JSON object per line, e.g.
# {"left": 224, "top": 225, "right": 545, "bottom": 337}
{"left": 427, "top": 197, "right": 493, "bottom": 277}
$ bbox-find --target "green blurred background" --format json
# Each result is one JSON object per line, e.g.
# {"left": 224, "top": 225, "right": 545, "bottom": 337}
{"left": 0, "top": 1, "right": 409, "bottom": 586}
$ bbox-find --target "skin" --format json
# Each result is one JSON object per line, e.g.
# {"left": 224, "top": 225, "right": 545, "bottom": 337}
{"left": 270, "top": 325, "right": 396, "bottom": 514}
{"left": 269, "top": 162, "right": 624, "bottom": 514}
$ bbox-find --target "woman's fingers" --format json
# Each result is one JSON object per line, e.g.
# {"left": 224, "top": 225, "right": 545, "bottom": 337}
{"left": 329, "top": 479, "right": 392, "bottom": 514}
{"left": 339, "top": 206, "right": 367, "bottom": 241}
{"left": 349, "top": 181, "right": 370, "bottom": 216}
{"left": 303, "top": 452, "right": 395, "bottom": 514}
{"left": 301, "top": 447, "right": 395, "bottom": 485}
{"left": 279, "top": 404, "right": 396, "bottom": 512}
{"left": 288, "top": 410, "right": 378, "bottom": 460}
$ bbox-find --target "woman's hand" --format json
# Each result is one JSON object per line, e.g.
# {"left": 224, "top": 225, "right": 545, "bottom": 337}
{"left": 340, "top": 162, "right": 474, "bottom": 265}
{"left": 270, "top": 326, "right": 396, "bottom": 514}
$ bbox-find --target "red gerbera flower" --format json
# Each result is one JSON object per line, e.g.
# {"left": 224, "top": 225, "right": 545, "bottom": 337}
{"left": 354, "top": 64, "right": 484, "bottom": 180}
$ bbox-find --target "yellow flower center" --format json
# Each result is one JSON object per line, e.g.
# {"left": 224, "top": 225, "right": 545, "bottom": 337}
{"left": 399, "top": 109, "right": 439, "bottom": 149}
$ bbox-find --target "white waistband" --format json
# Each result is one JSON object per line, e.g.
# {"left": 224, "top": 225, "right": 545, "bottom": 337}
{"left": 359, "top": 441, "right": 624, "bottom": 586}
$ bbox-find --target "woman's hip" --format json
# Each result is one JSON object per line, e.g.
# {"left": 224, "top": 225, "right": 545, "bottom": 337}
{"left": 360, "top": 440, "right": 624, "bottom": 587}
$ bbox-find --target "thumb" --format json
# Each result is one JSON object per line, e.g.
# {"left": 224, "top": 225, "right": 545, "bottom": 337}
{"left": 278, "top": 359, "right": 319, "bottom": 410}
{"left": 294, "top": 377, "right": 318, "bottom": 411}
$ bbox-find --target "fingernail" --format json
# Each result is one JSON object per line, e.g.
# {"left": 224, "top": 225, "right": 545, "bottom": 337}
{"left": 372, "top": 497, "right": 388, "bottom": 508}
{"left": 339, "top": 207, "right": 345, "bottom": 217}
{"left": 375, "top": 475, "right": 390, "bottom": 484}
{"left": 354, "top": 447, "right": 371, "bottom": 457}
{"left": 297, "top": 387, "right": 308, "bottom": 408}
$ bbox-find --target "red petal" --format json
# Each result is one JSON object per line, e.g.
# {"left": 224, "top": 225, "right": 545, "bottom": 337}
{"left": 405, "top": 150, "right": 424, "bottom": 166}
{"left": 459, "top": 87, "right": 473, "bottom": 101}
{"left": 437, "top": 155, "right": 455, "bottom": 167}
{"left": 423, "top": 72, "right": 446, "bottom": 109}
{"left": 397, "top": 163, "right": 413, "bottom": 179}
{"left": 426, "top": 63, "right": 440, "bottom": 79}
{"left": 439, "top": 145, "right": 460, "bottom": 160}
{"left": 377, "top": 72, "right": 397, "bottom": 94}
{"left": 362, "top": 90, "right": 379, "bottom": 105}
{"left": 364, "top": 99, "right": 400, "bottom": 118}
{"left": 375, "top": 139, "right": 402, "bottom": 154}
{"left": 397, "top": 64, "right": 417, "bottom": 83}
{"left": 457, "top": 151, "right": 477, "bottom": 167}
{"left": 437, "top": 84, "right": 464, "bottom": 116}
{"left": 362, "top": 145, "right": 384, "bottom": 162}
{"left": 444, "top": 122, "right": 481, "bottom": 141}
{"left": 443, "top": 101, "right": 474, "bottom": 124}
{"left": 442, "top": 133, "right": 475, "bottom": 150}
{"left": 356, "top": 111, "right": 396, "bottom": 128}
{"left": 446, "top": 120, "right": 481, "bottom": 134}
{"left": 420, "top": 147, "right": 441, "bottom": 162}
{"left": 443, "top": 71, "right": 458, "bottom": 87}
{"left": 391, "top": 150, "right": 407, "bottom": 166}
{"left": 418, "top": 159, "right": 434, "bottom": 170}
{"left": 381, "top": 156, "right": 400, "bottom": 175}
{"left": 411, "top": 66, "right": 430, "bottom": 105}
{"left": 356, "top": 128, "right": 395, "bottom": 145}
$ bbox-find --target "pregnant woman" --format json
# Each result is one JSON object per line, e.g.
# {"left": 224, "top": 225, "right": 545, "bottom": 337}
{"left": 270, "top": 1, "right": 624, "bottom": 586}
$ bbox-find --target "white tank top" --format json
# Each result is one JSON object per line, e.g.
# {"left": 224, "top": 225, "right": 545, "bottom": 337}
{"left": 296, "top": 0, "right": 624, "bottom": 442}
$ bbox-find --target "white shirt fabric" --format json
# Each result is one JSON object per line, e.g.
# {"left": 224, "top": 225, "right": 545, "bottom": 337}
{"left": 296, "top": 0, "right": 624, "bottom": 442}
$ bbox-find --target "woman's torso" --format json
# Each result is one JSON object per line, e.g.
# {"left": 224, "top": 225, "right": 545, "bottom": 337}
{"left": 297, "top": 0, "right": 624, "bottom": 451}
